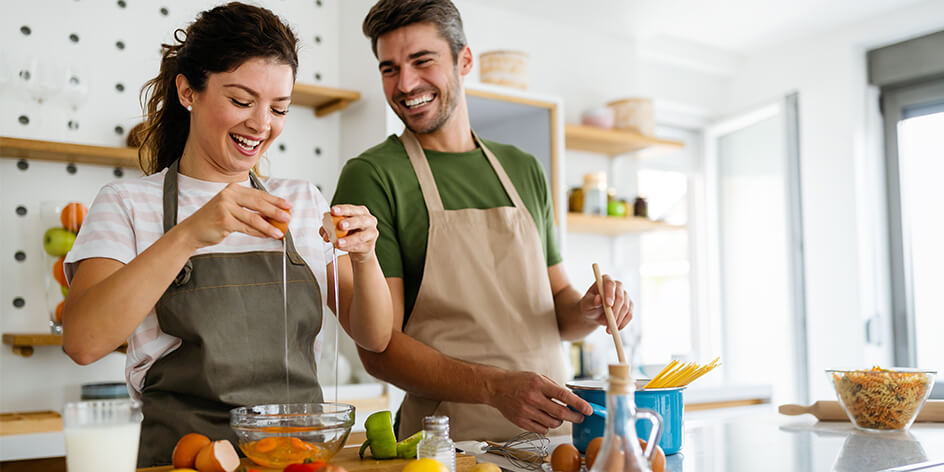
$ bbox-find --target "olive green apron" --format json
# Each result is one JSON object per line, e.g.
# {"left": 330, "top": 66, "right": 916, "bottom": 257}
{"left": 397, "top": 130, "right": 567, "bottom": 442}
{"left": 137, "top": 160, "right": 323, "bottom": 466}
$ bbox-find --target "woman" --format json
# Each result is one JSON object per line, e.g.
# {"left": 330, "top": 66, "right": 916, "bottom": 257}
{"left": 62, "top": 3, "right": 393, "bottom": 466}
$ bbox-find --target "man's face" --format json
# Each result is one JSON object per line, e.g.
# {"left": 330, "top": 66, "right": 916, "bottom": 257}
{"left": 376, "top": 22, "right": 462, "bottom": 135}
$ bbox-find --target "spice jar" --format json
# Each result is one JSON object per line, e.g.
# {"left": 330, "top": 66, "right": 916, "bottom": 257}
{"left": 582, "top": 172, "right": 607, "bottom": 216}
{"left": 568, "top": 187, "right": 584, "bottom": 213}
{"left": 633, "top": 196, "right": 648, "bottom": 218}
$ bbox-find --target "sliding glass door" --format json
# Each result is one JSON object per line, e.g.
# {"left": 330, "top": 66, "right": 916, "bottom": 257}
{"left": 882, "top": 79, "right": 944, "bottom": 395}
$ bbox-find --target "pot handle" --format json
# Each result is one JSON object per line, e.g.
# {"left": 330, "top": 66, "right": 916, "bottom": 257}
{"left": 587, "top": 401, "right": 607, "bottom": 419}
{"left": 636, "top": 408, "right": 663, "bottom": 463}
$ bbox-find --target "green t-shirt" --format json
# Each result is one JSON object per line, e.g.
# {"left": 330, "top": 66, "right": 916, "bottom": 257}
{"left": 332, "top": 134, "right": 562, "bottom": 323}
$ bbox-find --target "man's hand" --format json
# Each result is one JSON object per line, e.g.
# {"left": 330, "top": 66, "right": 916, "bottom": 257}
{"left": 577, "top": 274, "right": 633, "bottom": 334}
{"left": 486, "top": 371, "right": 593, "bottom": 434}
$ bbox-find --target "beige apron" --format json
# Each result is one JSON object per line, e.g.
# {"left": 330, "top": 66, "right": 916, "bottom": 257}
{"left": 397, "top": 130, "right": 567, "bottom": 442}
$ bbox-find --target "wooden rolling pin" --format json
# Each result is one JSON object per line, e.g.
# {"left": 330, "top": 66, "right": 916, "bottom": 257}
{"left": 779, "top": 400, "right": 944, "bottom": 422}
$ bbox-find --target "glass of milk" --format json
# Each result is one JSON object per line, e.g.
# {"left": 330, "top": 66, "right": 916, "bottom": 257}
{"left": 63, "top": 399, "right": 143, "bottom": 472}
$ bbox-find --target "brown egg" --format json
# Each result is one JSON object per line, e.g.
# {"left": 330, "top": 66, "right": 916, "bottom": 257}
{"left": 172, "top": 433, "right": 211, "bottom": 469}
{"left": 584, "top": 436, "right": 604, "bottom": 469}
{"left": 600, "top": 440, "right": 624, "bottom": 472}
{"left": 194, "top": 440, "right": 240, "bottom": 472}
{"left": 637, "top": 439, "right": 665, "bottom": 472}
{"left": 551, "top": 443, "right": 581, "bottom": 472}
{"left": 266, "top": 208, "right": 292, "bottom": 238}
{"left": 322, "top": 213, "right": 349, "bottom": 245}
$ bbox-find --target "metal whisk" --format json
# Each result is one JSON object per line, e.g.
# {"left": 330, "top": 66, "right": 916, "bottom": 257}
{"left": 478, "top": 432, "right": 550, "bottom": 470}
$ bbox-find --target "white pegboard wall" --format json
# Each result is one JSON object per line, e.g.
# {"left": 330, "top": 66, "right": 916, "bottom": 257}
{"left": 0, "top": 0, "right": 344, "bottom": 415}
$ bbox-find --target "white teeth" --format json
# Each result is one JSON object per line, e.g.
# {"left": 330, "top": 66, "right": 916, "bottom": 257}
{"left": 231, "top": 134, "right": 261, "bottom": 150}
{"left": 404, "top": 95, "right": 433, "bottom": 108}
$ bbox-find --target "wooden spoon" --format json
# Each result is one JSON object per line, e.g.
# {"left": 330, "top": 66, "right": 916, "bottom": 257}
{"left": 592, "top": 263, "right": 626, "bottom": 364}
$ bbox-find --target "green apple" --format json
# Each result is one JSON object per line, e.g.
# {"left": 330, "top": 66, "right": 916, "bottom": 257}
{"left": 43, "top": 227, "right": 76, "bottom": 257}
{"left": 61, "top": 285, "right": 69, "bottom": 297}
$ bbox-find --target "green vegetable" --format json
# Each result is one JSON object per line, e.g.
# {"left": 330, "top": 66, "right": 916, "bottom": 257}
{"left": 360, "top": 411, "right": 398, "bottom": 459}
{"left": 359, "top": 411, "right": 424, "bottom": 460}
{"left": 396, "top": 431, "right": 423, "bottom": 459}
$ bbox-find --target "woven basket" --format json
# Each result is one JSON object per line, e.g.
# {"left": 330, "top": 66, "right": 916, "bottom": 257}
{"left": 479, "top": 50, "right": 529, "bottom": 90}
{"left": 606, "top": 98, "right": 654, "bottom": 135}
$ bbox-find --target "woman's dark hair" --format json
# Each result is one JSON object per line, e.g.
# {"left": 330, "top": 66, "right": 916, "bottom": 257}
{"left": 138, "top": 2, "right": 299, "bottom": 174}
{"left": 362, "top": 0, "right": 467, "bottom": 63}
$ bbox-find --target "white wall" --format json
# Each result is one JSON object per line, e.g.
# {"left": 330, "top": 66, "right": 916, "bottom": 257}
{"left": 0, "top": 0, "right": 342, "bottom": 415}
{"left": 722, "top": 0, "right": 944, "bottom": 400}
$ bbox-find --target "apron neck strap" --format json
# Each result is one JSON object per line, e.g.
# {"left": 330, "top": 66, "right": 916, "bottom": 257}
{"left": 399, "top": 129, "right": 527, "bottom": 211}
{"left": 162, "top": 160, "right": 305, "bottom": 265}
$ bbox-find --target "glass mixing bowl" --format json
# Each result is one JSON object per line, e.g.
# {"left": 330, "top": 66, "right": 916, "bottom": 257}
{"left": 230, "top": 402, "right": 354, "bottom": 468}
{"left": 827, "top": 368, "right": 936, "bottom": 432}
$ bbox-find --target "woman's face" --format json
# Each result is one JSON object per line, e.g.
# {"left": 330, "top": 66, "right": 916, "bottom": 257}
{"left": 185, "top": 57, "right": 294, "bottom": 177}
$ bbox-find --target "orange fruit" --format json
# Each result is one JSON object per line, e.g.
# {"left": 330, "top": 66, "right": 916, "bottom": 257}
{"left": 60, "top": 202, "right": 88, "bottom": 233}
{"left": 172, "top": 433, "right": 211, "bottom": 469}
{"left": 53, "top": 257, "right": 68, "bottom": 287}
{"left": 55, "top": 301, "right": 65, "bottom": 324}
{"left": 194, "top": 440, "right": 239, "bottom": 472}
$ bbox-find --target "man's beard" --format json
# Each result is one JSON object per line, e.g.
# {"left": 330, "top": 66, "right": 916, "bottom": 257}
{"left": 394, "top": 68, "right": 460, "bottom": 135}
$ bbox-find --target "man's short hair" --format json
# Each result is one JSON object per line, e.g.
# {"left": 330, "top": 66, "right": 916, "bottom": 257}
{"left": 363, "top": 0, "right": 467, "bottom": 63}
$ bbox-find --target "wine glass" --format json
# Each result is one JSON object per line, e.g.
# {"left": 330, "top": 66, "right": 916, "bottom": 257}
{"left": 26, "top": 58, "right": 64, "bottom": 104}
{"left": 62, "top": 65, "right": 89, "bottom": 111}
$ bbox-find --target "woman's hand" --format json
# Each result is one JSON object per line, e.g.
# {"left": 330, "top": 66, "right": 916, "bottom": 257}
{"left": 179, "top": 183, "right": 292, "bottom": 249}
{"left": 321, "top": 205, "right": 378, "bottom": 263}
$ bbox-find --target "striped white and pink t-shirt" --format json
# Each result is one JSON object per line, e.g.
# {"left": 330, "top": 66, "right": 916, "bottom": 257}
{"left": 64, "top": 168, "right": 338, "bottom": 399}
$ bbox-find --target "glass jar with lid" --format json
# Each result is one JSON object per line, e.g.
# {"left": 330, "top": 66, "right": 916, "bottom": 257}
{"left": 582, "top": 172, "right": 608, "bottom": 216}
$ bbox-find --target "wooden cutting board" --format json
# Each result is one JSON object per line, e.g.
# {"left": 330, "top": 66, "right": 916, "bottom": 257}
{"left": 139, "top": 444, "right": 477, "bottom": 472}
{"left": 779, "top": 400, "right": 944, "bottom": 422}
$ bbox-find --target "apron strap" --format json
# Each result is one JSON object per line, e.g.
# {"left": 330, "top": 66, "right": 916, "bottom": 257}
{"left": 248, "top": 171, "right": 305, "bottom": 266}
{"left": 400, "top": 130, "right": 528, "bottom": 213}
{"left": 471, "top": 130, "right": 527, "bottom": 210}
{"left": 400, "top": 130, "right": 445, "bottom": 212}
{"left": 163, "top": 160, "right": 181, "bottom": 234}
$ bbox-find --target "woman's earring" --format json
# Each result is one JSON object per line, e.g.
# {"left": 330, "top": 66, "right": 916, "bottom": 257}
{"left": 187, "top": 105, "right": 193, "bottom": 112}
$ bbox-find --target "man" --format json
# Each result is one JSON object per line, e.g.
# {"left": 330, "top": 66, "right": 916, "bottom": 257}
{"left": 332, "top": 0, "right": 634, "bottom": 441}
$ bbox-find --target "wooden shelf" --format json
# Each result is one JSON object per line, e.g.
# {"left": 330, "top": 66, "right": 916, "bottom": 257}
{"left": 0, "top": 411, "right": 62, "bottom": 436}
{"left": 291, "top": 83, "right": 362, "bottom": 117}
{"left": 567, "top": 213, "right": 685, "bottom": 235}
{"left": 0, "top": 136, "right": 139, "bottom": 168}
{"left": 1, "top": 83, "right": 361, "bottom": 169}
{"left": 2, "top": 333, "right": 126, "bottom": 358}
{"left": 565, "top": 124, "right": 684, "bottom": 156}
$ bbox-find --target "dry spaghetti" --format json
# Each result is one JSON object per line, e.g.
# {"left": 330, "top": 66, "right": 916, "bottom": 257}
{"left": 643, "top": 357, "right": 721, "bottom": 389}
{"left": 830, "top": 366, "right": 933, "bottom": 431}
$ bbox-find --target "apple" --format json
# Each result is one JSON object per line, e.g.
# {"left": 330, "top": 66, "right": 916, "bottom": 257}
{"left": 43, "top": 227, "right": 76, "bottom": 257}
{"left": 61, "top": 285, "right": 69, "bottom": 298}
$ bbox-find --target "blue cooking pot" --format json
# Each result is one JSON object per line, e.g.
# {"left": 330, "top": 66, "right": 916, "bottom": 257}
{"left": 567, "top": 379, "right": 685, "bottom": 455}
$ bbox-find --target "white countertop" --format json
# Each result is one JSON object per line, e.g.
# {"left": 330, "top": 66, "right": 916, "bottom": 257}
{"left": 462, "top": 405, "right": 944, "bottom": 472}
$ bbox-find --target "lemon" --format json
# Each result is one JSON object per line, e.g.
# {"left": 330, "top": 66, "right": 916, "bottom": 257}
{"left": 469, "top": 463, "right": 501, "bottom": 472}
{"left": 402, "top": 458, "right": 449, "bottom": 472}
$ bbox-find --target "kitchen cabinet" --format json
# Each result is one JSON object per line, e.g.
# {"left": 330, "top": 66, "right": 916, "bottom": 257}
{"left": 0, "top": 83, "right": 361, "bottom": 169}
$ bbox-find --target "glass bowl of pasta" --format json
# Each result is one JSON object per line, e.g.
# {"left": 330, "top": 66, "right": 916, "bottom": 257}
{"left": 827, "top": 367, "right": 936, "bottom": 432}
